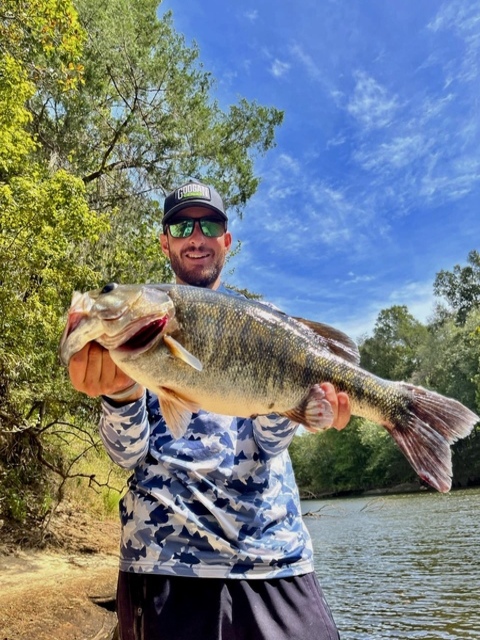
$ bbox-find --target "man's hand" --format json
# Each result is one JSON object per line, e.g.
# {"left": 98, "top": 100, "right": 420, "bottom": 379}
{"left": 68, "top": 342, "right": 144, "bottom": 402}
{"left": 304, "top": 382, "right": 351, "bottom": 432}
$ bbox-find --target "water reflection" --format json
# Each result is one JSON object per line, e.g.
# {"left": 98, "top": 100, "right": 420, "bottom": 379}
{"left": 303, "top": 488, "right": 480, "bottom": 639}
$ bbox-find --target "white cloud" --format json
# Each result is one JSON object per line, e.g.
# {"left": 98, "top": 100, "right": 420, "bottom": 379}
{"left": 306, "top": 183, "right": 377, "bottom": 249}
{"left": 345, "top": 68, "right": 479, "bottom": 212}
{"left": 329, "top": 280, "right": 437, "bottom": 339}
{"left": 428, "top": 0, "right": 480, "bottom": 83}
{"left": 289, "top": 43, "right": 322, "bottom": 80}
{"left": 326, "top": 133, "right": 347, "bottom": 149}
{"left": 347, "top": 71, "right": 399, "bottom": 130}
{"left": 420, "top": 167, "right": 480, "bottom": 203}
{"left": 387, "top": 281, "right": 437, "bottom": 323}
{"left": 270, "top": 59, "right": 291, "bottom": 77}
{"left": 248, "top": 151, "right": 385, "bottom": 258}
{"left": 343, "top": 273, "right": 375, "bottom": 285}
{"left": 244, "top": 9, "right": 258, "bottom": 21}
{"left": 277, "top": 153, "right": 301, "bottom": 174}
{"left": 353, "top": 134, "right": 430, "bottom": 171}
{"left": 266, "top": 184, "right": 297, "bottom": 201}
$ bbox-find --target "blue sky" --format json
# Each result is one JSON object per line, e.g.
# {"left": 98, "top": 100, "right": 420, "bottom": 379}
{"left": 160, "top": 0, "right": 480, "bottom": 339}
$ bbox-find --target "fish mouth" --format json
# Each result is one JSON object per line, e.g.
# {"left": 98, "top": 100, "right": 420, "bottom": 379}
{"left": 63, "top": 311, "right": 89, "bottom": 341}
{"left": 112, "top": 316, "right": 169, "bottom": 355}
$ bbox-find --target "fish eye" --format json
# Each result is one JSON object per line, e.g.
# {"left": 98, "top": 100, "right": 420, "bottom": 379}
{"left": 100, "top": 283, "right": 118, "bottom": 294}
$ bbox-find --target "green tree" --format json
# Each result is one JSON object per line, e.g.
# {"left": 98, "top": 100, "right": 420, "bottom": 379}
{"left": 358, "top": 421, "right": 416, "bottom": 488}
{"left": 289, "top": 432, "right": 318, "bottom": 492}
{"left": 360, "top": 305, "right": 429, "bottom": 381}
{"left": 290, "top": 419, "right": 417, "bottom": 497}
{"left": 0, "top": 54, "right": 36, "bottom": 176}
{"left": 428, "top": 251, "right": 480, "bottom": 484}
{"left": 433, "top": 250, "right": 480, "bottom": 325}
{"left": 0, "top": 0, "right": 109, "bottom": 536}
{"left": 291, "top": 421, "right": 371, "bottom": 495}
{"left": 1, "top": 0, "right": 103, "bottom": 430}
{"left": 0, "top": 0, "right": 85, "bottom": 91}
{"left": 316, "top": 419, "right": 371, "bottom": 493}
{"left": 410, "top": 305, "right": 480, "bottom": 412}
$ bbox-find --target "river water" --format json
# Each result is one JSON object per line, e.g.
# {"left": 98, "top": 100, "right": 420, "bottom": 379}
{"left": 303, "top": 488, "right": 480, "bottom": 640}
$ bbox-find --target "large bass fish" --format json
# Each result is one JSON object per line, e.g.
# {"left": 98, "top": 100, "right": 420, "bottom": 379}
{"left": 60, "top": 283, "right": 478, "bottom": 493}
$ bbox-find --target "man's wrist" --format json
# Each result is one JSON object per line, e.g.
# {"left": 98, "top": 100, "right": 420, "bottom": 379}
{"left": 104, "top": 382, "right": 143, "bottom": 403}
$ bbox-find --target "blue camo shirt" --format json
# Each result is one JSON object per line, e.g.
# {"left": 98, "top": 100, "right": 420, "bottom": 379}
{"left": 98, "top": 286, "right": 315, "bottom": 579}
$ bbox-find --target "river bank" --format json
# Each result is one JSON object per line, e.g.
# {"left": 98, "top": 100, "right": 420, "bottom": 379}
{"left": 0, "top": 506, "right": 120, "bottom": 639}
{"left": 0, "top": 549, "right": 118, "bottom": 639}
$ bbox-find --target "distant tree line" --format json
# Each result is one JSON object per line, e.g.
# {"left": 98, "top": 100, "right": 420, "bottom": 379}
{"left": 290, "top": 250, "right": 480, "bottom": 496}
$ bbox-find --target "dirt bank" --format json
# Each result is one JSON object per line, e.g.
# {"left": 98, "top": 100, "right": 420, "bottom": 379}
{"left": 0, "top": 509, "right": 121, "bottom": 640}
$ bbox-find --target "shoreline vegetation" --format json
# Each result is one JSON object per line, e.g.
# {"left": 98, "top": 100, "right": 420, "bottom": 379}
{"left": 300, "top": 479, "right": 480, "bottom": 503}
{"left": 300, "top": 481, "right": 424, "bottom": 502}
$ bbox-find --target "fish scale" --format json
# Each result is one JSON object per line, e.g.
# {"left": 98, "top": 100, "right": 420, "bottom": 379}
{"left": 165, "top": 288, "right": 327, "bottom": 409}
{"left": 60, "top": 283, "right": 479, "bottom": 493}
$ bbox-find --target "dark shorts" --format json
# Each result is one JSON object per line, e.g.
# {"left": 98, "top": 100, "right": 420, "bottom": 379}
{"left": 116, "top": 570, "right": 340, "bottom": 640}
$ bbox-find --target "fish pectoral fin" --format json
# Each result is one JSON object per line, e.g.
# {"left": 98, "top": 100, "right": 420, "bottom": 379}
{"left": 163, "top": 335, "right": 203, "bottom": 371}
{"left": 157, "top": 387, "right": 201, "bottom": 439}
{"left": 284, "top": 384, "right": 334, "bottom": 432}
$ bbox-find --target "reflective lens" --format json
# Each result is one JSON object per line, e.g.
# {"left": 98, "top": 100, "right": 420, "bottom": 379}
{"left": 167, "top": 217, "right": 225, "bottom": 238}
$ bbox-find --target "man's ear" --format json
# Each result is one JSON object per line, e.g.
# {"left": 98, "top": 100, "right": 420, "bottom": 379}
{"left": 224, "top": 231, "right": 232, "bottom": 251}
{"left": 160, "top": 233, "right": 170, "bottom": 258}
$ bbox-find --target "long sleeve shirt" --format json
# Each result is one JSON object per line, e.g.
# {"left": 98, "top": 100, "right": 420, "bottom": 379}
{"left": 98, "top": 287, "right": 315, "bottom": 579}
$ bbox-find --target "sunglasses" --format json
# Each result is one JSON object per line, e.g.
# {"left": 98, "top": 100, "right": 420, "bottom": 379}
{"left": 166, "top": 217, "right": 226, "bottom": 239}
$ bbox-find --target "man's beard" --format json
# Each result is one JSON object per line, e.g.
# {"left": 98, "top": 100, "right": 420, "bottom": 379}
{"left": 169, "top": 251, "right": 224, "bottom": 288}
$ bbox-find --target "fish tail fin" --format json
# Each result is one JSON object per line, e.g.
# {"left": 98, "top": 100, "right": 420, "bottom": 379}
{"left": 387, "top": 384, "right": 478, "bottom": 493}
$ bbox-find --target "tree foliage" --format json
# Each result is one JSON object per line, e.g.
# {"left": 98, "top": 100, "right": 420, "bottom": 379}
{"left": 360, "top": 305, "right": 429, "bottom": 380}
{"left": 0, "top": 0, "right": 284, "bottom": 539}
{"left": 0, "top": 0, "right": 105, "bottom": 426}
{"left": 434, "top": 250, "right": 480, "bottom": 325}
{"left": 290, "top": 419, "right": 415, "bottom": 497}
{"left": 0, "top": 0, "right": 85, "bottom": 91}
{"left": 0, "top": 54, "right": 36, "bottom": 176}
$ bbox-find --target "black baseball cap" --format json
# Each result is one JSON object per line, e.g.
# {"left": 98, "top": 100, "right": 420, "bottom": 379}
{"left": 162, "top": 180, "right": 228, "bottom": 225}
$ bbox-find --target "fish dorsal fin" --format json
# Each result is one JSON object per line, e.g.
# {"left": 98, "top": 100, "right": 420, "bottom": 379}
{"left": 284, "top": 384, "right": 334, "bottom": 431}
{"left": 163, "top": 335, "right": 203, "bottom": 371}
{"left": 156, "top": 387, "right": 201, "bottom": 439}
{"left": 293, "top": 317, "right": 360, "bottom": 365}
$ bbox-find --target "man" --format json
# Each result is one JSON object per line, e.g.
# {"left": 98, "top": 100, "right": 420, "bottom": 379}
{"left": 69, "top": 180, "right": 351, "bottom": 640}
